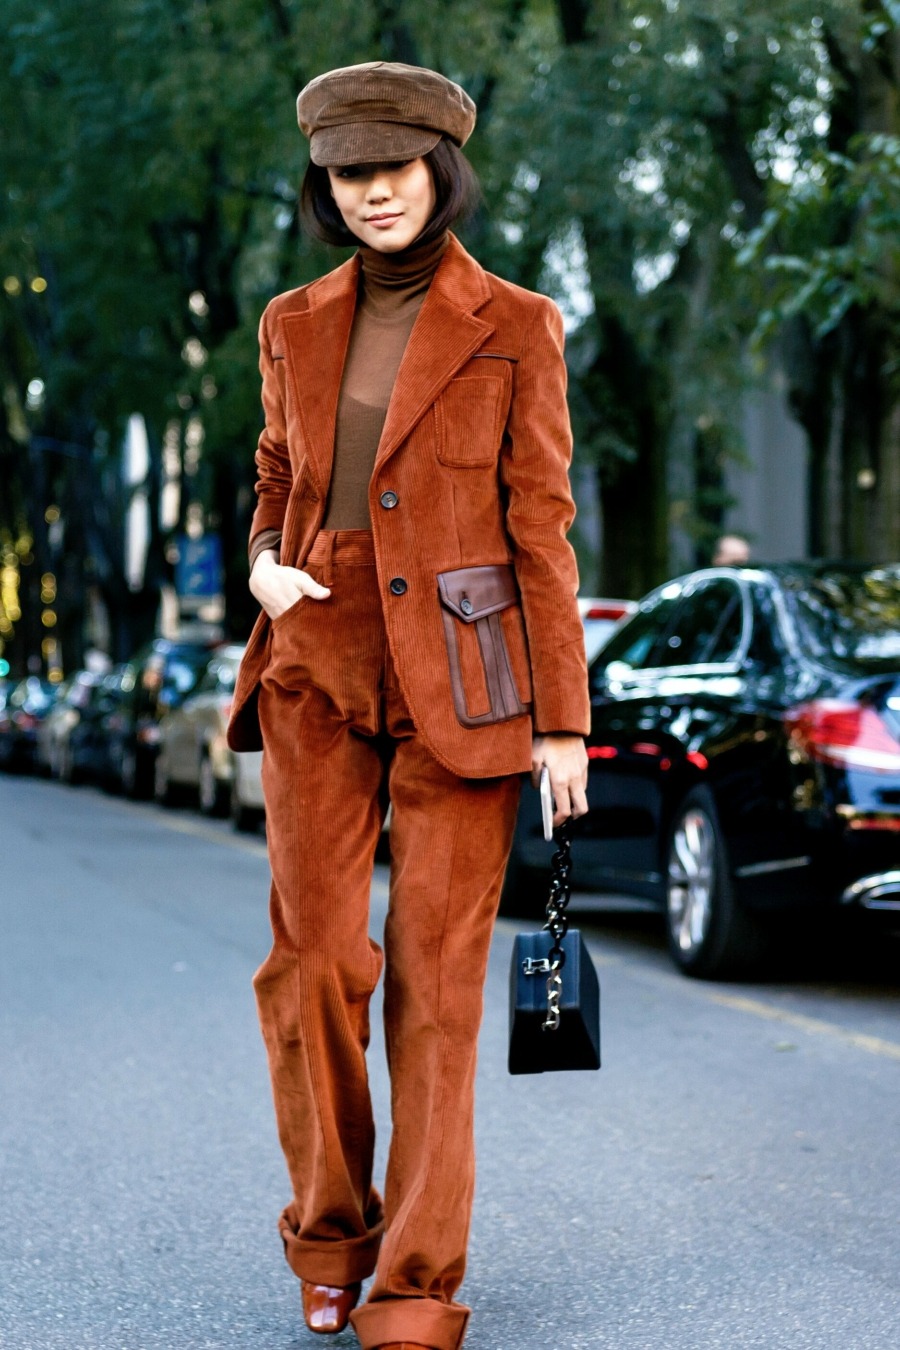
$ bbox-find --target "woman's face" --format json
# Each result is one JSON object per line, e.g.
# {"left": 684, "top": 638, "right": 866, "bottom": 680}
{"left": 327, "top": 158, "right": 436, "bottom": 252}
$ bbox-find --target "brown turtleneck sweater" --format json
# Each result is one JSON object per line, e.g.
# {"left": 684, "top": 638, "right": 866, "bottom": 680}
{"left": 249, "top": 232, "right": 448, "bottom": 569}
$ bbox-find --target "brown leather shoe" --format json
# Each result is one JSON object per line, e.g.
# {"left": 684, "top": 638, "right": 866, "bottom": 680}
{"left": 300, "top": 1280, "right": 362, "bottom": 1334}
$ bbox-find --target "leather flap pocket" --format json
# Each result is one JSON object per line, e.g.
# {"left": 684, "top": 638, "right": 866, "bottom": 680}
{"left": 436, "top": 564, "right": 532, "bottom": 727}
{"left": 437, "top": 564, "right": 519, "bottom": 623}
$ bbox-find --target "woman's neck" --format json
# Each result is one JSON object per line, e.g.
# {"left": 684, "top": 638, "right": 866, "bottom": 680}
{"left": 357, "top": 231, "right": 449, "bottom": 315}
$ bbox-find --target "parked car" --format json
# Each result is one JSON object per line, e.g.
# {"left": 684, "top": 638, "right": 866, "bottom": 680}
{"left": 103, "top": 640, "right": 216, "bottom": 797}
{"left": 36, "top": 670, "right": 102, "bottom": 780}
{"left": 578, "top": 596, "right": 637, "bottom": 664}
{"left": 0, "top": 677, "right": 58, "bottom": 772}
{"left": 153, "top": 642, "right": 260, "bottom": 820}
{"left": 229, "top": 745, "right": 266, "bottom": 833}
{"left": 58, "top": 669, "right": 133, "bottom": 785}
{"left": 501, "top": 563, "right": 900, "bottom": 979}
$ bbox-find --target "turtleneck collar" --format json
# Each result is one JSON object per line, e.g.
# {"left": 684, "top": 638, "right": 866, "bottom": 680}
{"left": 357, "top": 231, "right": 449, "bottom": 316}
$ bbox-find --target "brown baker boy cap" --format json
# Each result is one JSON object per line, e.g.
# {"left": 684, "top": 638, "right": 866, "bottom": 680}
{"left": 297, "top": 60, "right": 476, "bottom": 167}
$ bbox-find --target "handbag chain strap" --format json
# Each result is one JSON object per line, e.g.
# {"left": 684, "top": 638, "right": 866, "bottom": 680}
{"left": 542, "top": 817, "right": 573, "bottom": 1032}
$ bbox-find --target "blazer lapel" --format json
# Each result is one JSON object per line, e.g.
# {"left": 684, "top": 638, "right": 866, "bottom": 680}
{"left": 279, "top": 255, "right": 360, "bottom": 497}
{"left": 375, "top": 235, "right": 494, "bottom": 468}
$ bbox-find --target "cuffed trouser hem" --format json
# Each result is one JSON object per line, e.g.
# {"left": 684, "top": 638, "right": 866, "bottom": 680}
{"left": 279, "top": 1207, "right": 384, "bottom": 1287}
{"left": 350, "top": 1296, "right": 470, "bottom": 1350}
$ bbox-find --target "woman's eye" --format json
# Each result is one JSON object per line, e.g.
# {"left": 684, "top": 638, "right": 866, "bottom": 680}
{"left": 335, "top": 160, "right": 411, "bottom": 180}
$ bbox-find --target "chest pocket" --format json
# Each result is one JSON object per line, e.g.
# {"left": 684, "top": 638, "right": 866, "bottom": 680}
{"left": 435, "top": 370, "right": 512, "bottom": 468}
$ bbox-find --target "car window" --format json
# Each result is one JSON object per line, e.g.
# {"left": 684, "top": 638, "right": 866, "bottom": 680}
{"left": 196, "top": 663, "right": 220, "bottom": 694}
{"left": 165, "top": 658, "right": 203, "bottom": 695}
{"left": 657, "top": 579, "right": 745, "bottom": 668}
{"left": 785, "top": 567, "right": 900, "bottom": 671}
{"left": 197, "top": 658, "right": 238, "bottom": 694}
{"left": 747, "top": 587, "right": 785, "bottom": 668}
{"left": 215, "top": 662, "right": 237, "bottom": 693}
{"left": 161, "top": 653, "right": 212, "bottom": 706}
{"left": 591, "top": 583, "right": 683, "bottom": 681}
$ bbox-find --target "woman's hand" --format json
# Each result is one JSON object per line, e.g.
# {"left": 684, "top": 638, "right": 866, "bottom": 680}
{"left": 531, "top": 734, "right": 589, "bottom": 827}
{"left": 249, "top": 548, "right": 331, "bottom": 620}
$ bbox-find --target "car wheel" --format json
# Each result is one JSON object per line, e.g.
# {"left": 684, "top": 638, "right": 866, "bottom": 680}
{"left": 230, "top": 777, "right": 261, "bottom": 834}
{"left": 199, "top": 753, "right": 229, "bottom": 818}
{"left": 154, "top": 754, "right": 176, "bottom": 807}
{"left": 665, "top": 787, "right": 768, "bottom": 979}
{"left": 120, "top": 747, "right": 137, "bottom": 796}
{"left": 59, "top": 741, "right": 78, "bottom": 785}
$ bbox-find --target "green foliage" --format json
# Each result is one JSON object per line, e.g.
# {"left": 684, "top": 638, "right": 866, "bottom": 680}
{"left": 740, "top": 135, "right": 900, "bottom": 347}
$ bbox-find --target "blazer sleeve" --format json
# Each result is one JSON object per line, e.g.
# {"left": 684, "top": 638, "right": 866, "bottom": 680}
{"left": 249, "top": 303, "right": 292, "bottom": 543}
{"left": 500, "top": 296, "right": 590, "bottom": 737}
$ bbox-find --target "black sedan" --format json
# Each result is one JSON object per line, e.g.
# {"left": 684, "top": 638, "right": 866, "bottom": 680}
{"left": 502, "top": 563, "right": 900, "bottom": 979}
{"left": 100, "top": 640, "right": 216, "bottom": 797}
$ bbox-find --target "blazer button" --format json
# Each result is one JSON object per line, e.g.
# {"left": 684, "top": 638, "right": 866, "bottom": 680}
{"left": 389, "top": 577, "right": 408, "bottom": 596}
{"left": 380, "top": 490, "right": 399, "bottom": 509}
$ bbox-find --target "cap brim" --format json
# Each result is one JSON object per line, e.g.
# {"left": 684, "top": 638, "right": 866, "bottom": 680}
{"left": 309, "top": 121, "right": 442, "bottom": 167}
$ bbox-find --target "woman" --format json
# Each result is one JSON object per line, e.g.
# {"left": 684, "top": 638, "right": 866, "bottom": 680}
{"left": 227, "top": 60, "right": 590, "bottom": 1350}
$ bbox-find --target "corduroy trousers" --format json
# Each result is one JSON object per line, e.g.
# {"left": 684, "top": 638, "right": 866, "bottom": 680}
{"left": 255, "top": 529, "right": 522, "bottom": 1350}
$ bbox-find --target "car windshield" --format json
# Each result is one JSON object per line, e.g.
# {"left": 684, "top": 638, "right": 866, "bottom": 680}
{"left": 785, "top": 568, "right": 900, "bottom": 670}
{"left": 165, "top": 653, "right": 210, "bottom": 695}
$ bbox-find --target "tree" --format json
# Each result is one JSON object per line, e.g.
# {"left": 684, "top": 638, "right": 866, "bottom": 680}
{"left": 476, "top": 0, "right": 899, "bottom": 593}
{"left": 740, "top": 3, "right": 900, "bottom": 560}
{"left": 0, "top": 0, "right": 528, "bottom": 667}
{"left": 1, "top": 0, "right": 896, "bottom": 681}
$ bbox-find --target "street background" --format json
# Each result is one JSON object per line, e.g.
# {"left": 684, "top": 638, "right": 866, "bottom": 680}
{"left": 2, "top": 1, "right": 900, "bottom": 675}
{"left": 3, "top": 775, "right": 900, "bottom": 1350}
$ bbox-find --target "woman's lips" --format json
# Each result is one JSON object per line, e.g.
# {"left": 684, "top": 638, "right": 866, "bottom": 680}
{"left": 366, "top": 213, "right": 401, "bottom": 228}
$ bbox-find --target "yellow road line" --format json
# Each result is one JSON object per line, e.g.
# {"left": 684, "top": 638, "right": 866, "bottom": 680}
{"left": 88, "top": 790, "right": 900, "bottom": 1062}
{"left": 707, "top": 990, "right": 900, "bottom": 1063}
{"left": 104, "top": 793, "right": 394, "bottom": 901}
{"left": 100, "top": 792, "right": 271, "bottom": 859}
{"left": 577, "top": 943, "right": 900, "bottom": 1064}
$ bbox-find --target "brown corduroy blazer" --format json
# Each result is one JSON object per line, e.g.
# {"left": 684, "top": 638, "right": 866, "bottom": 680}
{"left": 226, "top": 233, "right": 590, "bottom": 778}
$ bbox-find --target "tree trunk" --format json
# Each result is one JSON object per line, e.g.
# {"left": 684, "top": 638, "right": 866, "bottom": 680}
{"left": 598, "top": 430, "right": 669, "bottom": 597}
{"left": 799, "top": 15, "right": 900, "bottom": 561}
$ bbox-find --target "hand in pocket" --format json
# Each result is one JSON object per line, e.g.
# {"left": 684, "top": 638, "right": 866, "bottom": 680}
{"left": 250, "top": 552, "right": 331, "bottom": 621}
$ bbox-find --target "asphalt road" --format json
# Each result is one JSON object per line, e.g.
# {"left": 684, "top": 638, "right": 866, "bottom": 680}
{"left": 2, "top": 774, "right": 899, "bottom": 1350}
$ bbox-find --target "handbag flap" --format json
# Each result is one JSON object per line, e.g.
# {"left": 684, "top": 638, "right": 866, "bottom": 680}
{"left": 437, "top": 563, "right": 519, "bottom": 623}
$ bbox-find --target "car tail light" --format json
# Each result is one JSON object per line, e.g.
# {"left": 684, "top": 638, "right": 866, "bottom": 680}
{"left": 584, "top": 603, "right": 630, "bottom": 621}
{"left": 785, "top": 700, "right": 900, "bottom": 774}
{"left": 588, "top": 744, "right": 618, "bottom": 760}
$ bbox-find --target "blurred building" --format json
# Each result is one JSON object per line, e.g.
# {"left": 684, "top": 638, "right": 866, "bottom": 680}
{"left": 726, "top": 387, "right": 809, "bottom": 564}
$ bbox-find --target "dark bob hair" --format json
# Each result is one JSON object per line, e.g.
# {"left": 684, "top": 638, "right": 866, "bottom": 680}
{"left": 299, "top": 138, "right": 482, "bottom": 247}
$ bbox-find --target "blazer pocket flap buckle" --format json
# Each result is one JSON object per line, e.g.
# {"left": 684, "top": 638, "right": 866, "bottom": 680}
{"left": 437, "top": 564, "right": 518, "bottom": 623}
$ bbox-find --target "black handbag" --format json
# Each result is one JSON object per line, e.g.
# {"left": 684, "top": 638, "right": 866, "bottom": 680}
{"left": 508, "top": 820, "right": 601, "bottom": 1074}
